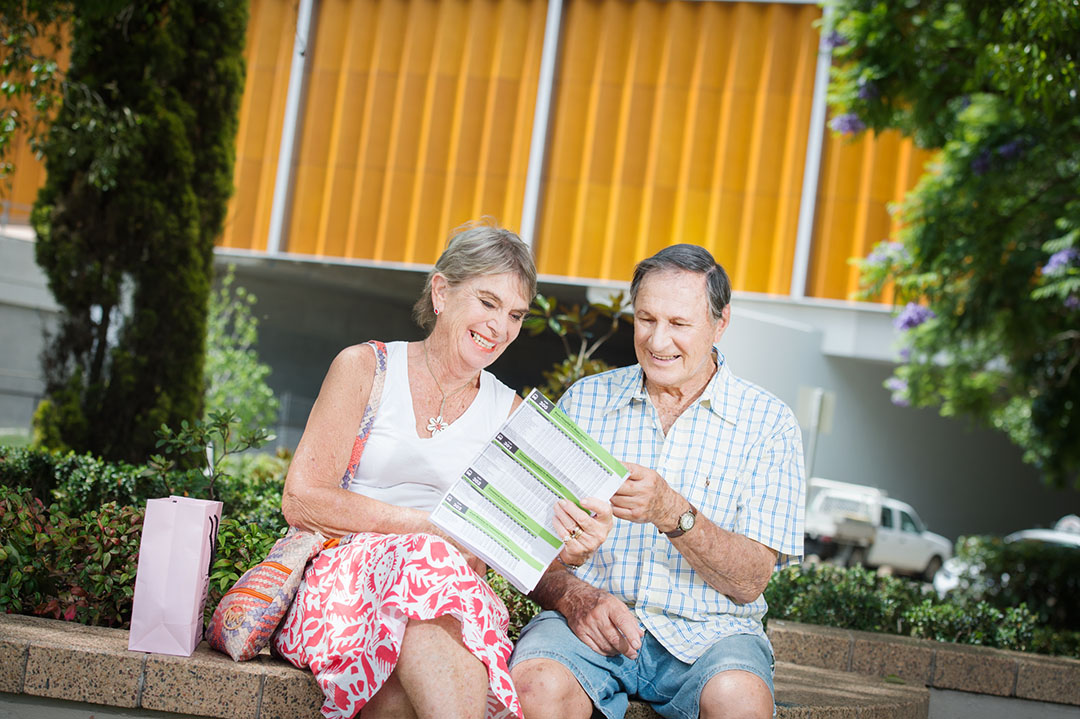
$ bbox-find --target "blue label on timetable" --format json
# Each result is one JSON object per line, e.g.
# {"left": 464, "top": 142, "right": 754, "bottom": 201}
{"left": 446, "top": 494, "right": 467, "bottom": 513}
{"left": 496, "top": 433, "right": 518, "bottom": 453}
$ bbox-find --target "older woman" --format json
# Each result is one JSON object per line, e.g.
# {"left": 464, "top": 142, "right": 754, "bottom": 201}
{"left": 273, "top": 222, "right": 612, "bottom": 719}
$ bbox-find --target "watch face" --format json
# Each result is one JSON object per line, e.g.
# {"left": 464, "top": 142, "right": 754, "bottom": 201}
{"left": 679, "top": 511, "right": 695, "bottom": 531}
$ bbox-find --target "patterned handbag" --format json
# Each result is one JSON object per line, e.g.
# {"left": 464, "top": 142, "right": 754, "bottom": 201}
{"left": 206, "top": 340, "right": 388, "bottom": 661}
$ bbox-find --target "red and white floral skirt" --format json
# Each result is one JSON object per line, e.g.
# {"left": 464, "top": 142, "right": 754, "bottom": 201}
{"left": 272, "top": 532, "right": 522, "bottom": 719}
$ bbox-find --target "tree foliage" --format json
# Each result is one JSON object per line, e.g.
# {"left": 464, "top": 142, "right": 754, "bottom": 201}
{"left": 827, "top": 0, "right": 1080, "bottom": 487}
{"left": 26, "top": 1, "right": 249, "bottom": 464}
{"left": 205, "top": 265, "right": 279, "bottom": 435}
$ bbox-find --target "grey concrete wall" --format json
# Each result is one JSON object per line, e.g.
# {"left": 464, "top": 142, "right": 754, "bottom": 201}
{"left": 0, "top": 232, "right": 57, "bottom": 433}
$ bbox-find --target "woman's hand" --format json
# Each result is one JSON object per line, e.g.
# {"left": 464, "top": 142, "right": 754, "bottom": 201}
{"left": 554, "top": 496, "right": 613, "bottom": 568}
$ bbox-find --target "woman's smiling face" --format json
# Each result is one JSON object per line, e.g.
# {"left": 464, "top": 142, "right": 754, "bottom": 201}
{"left": 433, "top": 271, "right": 532, "bottom": 369}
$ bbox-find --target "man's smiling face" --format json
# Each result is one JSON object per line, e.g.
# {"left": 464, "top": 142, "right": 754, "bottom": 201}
{"left": 632, "top": 268, "right": 728, "bottom": 392}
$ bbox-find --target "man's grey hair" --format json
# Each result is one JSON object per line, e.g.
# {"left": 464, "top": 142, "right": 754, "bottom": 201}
{"left": 413, "top": 219, "right": 537, "bottom": 332}
{"left": 630, "top": 244, "right": 732, "bottom": 323}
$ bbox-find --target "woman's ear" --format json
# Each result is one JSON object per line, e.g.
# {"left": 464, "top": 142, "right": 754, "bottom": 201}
{"left": 430, "top": 273, "right": 449, "bottom": 313}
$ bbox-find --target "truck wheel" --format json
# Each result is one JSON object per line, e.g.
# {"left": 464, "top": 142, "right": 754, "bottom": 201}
{"left": 923, "top": 556, "right": 943, "bottom": 582}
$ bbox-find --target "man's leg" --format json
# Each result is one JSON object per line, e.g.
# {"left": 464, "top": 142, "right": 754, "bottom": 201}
{"left": 510, "top": 610, "right": 635, "bottom": 719}
{"left": 699, "top": 670, "right": 773, "bottom": 719}
{"left": 512, "top": 658, "right": 593, "bottom": 719}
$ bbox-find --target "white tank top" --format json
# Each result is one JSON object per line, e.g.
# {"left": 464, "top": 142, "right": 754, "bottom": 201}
{"left": 345, "top": 341, "right": 517, "bottom": 511}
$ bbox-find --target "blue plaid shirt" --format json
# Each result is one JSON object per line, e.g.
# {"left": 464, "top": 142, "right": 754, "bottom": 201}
{"left": 558, "top": 350, "right": 805, "bottom": 662}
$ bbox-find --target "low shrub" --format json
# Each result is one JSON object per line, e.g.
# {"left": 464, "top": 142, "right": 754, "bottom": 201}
{"left": 764, "top": 563, "right": 928, "bottom": 634}
{"left": 765, "top": 562, "right": 1052, "bottom": 655}
{"left": 0, "top": 445, "right": 286, "bottom": 532}
{"left": 485, "top": 570, "right": 540, "bottom": 642}
{"left": 945, "top": 534, "right": 1080, "bottom": 631}
{"left": 0, "top": 483, "right": 285, "bottom": 628}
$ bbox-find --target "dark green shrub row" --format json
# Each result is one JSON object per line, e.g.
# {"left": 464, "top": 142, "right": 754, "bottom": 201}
{"left": 763, "top": 563, "right": 1063, "bottom": 655}
{"left": 0, "top": 446, "right": 288, "bottom": 534}
{"left": 944, "top": 535, "right": 1080, "bottom": 631}
{"left": 0, "top": 484, "right": 280, "bottom": 628}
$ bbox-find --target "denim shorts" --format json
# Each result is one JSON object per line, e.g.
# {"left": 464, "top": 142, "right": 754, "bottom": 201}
{"left": 509, "top": 610, "right": 775, "bottom": 719}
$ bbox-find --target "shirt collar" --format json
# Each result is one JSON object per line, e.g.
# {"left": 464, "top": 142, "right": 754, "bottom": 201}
{"left": 603, "top": 346, "right": 738, "bottom": 427}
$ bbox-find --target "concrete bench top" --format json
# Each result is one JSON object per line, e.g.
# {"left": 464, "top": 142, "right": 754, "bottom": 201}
{"left": 0, "top": 613, "right": 929, "bottom": 719}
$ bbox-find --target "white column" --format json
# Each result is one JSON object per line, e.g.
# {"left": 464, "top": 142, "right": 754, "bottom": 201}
{"left": 519, "top": 0, "right": 565, "bottom": 249}
{"left": 266, "top": 0, "right": 318, "bottom": 254}
{"left": 790, "top": 3, "right": 834, "bottom": 299}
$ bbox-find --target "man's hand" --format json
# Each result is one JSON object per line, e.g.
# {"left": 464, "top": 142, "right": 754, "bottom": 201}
{"left": 611, "top": 462, "right": 685, "bottom": 531}
{"left": 559, "top": 582, "right": 644, "bottom": 659}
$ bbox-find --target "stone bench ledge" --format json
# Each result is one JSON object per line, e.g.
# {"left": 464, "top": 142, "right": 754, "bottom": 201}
{"left": 1, "top": 614, "right": 928, "bottom": 719}
{"left": 766, "top": 619, "right": 1080, "bottom": 707}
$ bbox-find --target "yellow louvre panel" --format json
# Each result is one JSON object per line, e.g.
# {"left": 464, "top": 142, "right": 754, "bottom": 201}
{"left": 1, "top": 29, "right": 70, "bottom": 224}
{"left": 221, "top": 0, "right": 296, "bottom": 251}
{"left": 2, "top": 100, "right": 48, "bottom": 224}
{"left": 285, "top": 0, "right": 545, "bottom": 262}
{"left": 808, "top": 125, "right": 935, "bottom": 301}
{"left": 535, "top": 0, "right": 820, "bottom": 292}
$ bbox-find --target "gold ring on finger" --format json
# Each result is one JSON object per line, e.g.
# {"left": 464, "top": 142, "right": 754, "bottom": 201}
{"left": 569, "top": 526, "right": 583, "bottom": 540}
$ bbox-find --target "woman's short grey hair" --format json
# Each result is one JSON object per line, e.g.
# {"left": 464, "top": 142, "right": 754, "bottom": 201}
{"left": 413, "top": 219, "right": 537, "bottom": 332}
{"left": 630, "top": 244, "right": 732, "bottom": 323}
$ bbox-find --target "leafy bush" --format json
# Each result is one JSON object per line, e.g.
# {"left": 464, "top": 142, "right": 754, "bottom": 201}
{"left": 901, "top": 599, "right": 1034, "bottom": 651}
{"left": 523, "top": 292, "right": 630, "bottom": 402}
{"left": 0, "top": 483, "right": 285, "bottom": 628}
{"left": 0, "top": 446, "right": 169, "bottom": 514}
{"left": 944, "top": 535, "right": 1080, "bottom": 631}
{"left": 214, "top": 450, "right": 291, "bottom": 533}
{"left": 485, "top": 570, "right": 540, "bottom": 642}
{"left": 765, "top": 563, "right": 927, "bottom": 634}
{"left": 765, "top": 562, "right": 1051, "bottom": 655}
{"left": 0, "top": 444, "right": 286, "bottom": 532}
{"left": 0, "top": 485, "right": 142, "bottom": 626}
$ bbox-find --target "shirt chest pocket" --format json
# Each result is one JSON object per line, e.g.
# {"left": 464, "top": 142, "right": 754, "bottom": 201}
{"left": 687, "top": 471, "right": 741, "bottom": 532}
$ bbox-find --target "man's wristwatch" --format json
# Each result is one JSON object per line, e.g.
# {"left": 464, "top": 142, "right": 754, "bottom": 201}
{"left": 662, "top": 505, "right": 697, "bottom": 538}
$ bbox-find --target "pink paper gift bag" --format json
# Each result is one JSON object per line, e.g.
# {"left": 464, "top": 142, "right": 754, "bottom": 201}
{"left": 128, "top": 495, "right": 223, "bottom": 656}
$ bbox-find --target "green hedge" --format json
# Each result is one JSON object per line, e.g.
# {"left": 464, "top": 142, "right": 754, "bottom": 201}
{"left": 763, "top": 562, "right": 1072, "bottom": 655}
{"left": 945, "top": 534, "right": 1080, "bottom": 631}
{"left": 3, "top": 446, "right": 1075, "bottom": 659}
{"left": 0, "top": 446, "right": 287, "bottom": 534}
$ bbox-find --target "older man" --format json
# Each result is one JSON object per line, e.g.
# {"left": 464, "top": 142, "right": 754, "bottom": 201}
{"left": 510, "top": 245, "right": 805, "bottom": 719}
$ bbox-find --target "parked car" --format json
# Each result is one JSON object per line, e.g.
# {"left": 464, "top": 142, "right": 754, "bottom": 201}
{"left": 803, "top": 478, "right": 951, "bottom": 581}
{"left": 865, "top": 498, "right": 952, "bottom": 581}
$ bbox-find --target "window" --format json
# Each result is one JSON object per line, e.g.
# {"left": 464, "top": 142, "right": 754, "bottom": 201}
{"left": 880, "top": 507, "right": 894, "bottom": 529}
{"left": 900, "top": 511, "right": 919, "bottom": 534}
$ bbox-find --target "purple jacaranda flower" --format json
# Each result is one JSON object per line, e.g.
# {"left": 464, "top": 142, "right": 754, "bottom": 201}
{"left": 823, "top": 30, "right": 848, "bottom": 50}
{"left": 1042, "top": 248, "right": 1079, "bottom": 275}
{"left": 830, "top": 112, "right": 866, "bottom": 135}
{"left": 996, "top": 139, "right": 1025, "bottom": 161}
{"left": 957, "top": 95, "right": 971, "bottom": 111}
{"left": 1066, "top": 294, "right": 1080, "bottom": 310}
{"left": 857, "top": 80, "right": 880, "bottom": 101}
{"left": 899, "top": 346, "right": 911, "bottom": 362}
{"left": 866, "top": 240, "right": 906, "bottom": 266}
{"left": 894, "top": 302, "right": 936, "bottom": 331}
{"left": 885, "top": 376, "right": 910, "bottom": 407}
{"left": 971, "top": 149, "right": 993, "bottom": 175}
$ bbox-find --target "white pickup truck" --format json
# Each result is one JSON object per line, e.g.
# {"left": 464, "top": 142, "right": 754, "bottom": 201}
{"left": 803, "top": 478, "right": 952, "bottom": 581}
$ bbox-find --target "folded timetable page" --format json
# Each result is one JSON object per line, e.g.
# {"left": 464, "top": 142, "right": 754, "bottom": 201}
{"left": 430, "top": 389, "right": 628, "bottom": 593}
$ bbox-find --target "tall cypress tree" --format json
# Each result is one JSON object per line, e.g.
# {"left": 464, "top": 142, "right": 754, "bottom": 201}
{"left": 31, "top": 1, "right": 248, "bottom": 463}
